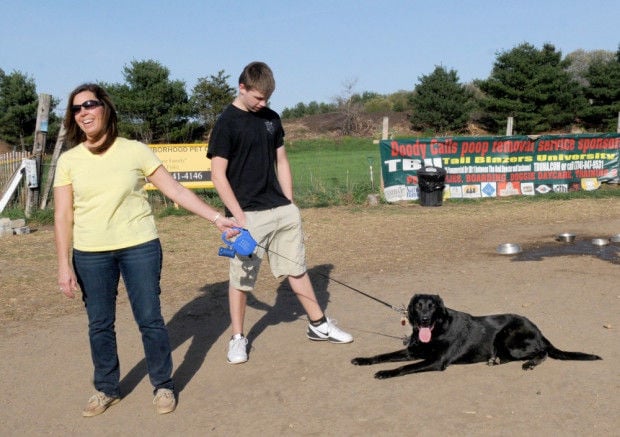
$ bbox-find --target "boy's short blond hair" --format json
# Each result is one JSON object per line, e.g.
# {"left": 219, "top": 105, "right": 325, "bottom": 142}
{"left": 238, "top": 61, "right": 276, "bottom": 98}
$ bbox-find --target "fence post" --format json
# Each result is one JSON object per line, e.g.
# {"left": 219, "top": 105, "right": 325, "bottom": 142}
{"left": 506, "top": 117, "right": 514, "bottom": 136}
{"left": 382, "top": 116, "right": 389, "bottom": 140}
{"left": 40, "top": 124, "right": 65, "bottom": 210}
{"left": 26, "top": 93, "right": 50, "bottom": 217}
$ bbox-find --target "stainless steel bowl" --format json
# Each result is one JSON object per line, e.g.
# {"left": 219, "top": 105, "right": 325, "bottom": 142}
{"left": 556, "top": 233, "right": 576, "bottom": 243}
{"left": 591, "top": 238, "right": 609, "bottom": 246}
{"left": 496, "top": 243, "right": 521, "bottom": 255}
{"left": 610, "top": 234, "right": 620, "bottom": 243}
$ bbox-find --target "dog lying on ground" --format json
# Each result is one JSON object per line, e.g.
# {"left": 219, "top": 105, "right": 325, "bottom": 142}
{"left": 352, "top": 294, "right": 602, "bottom": 379}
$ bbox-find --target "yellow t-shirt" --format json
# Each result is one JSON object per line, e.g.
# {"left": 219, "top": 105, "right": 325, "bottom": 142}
{"left": 54, "top": 137, "right": 162, "bottom": 251}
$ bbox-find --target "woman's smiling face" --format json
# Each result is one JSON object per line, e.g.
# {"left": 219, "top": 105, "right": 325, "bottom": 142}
{"left": 72, "top": 90, "right": 105, "bottom": 143}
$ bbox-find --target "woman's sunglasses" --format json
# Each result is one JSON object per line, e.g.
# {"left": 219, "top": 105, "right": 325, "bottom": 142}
{"left": 71, "top": 100, "right": 103, "bottom": 114}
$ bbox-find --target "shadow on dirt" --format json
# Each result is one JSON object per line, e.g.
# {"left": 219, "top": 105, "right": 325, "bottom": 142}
{"left": 119, "top": 264, "right": 334, "bottom": 396}
{"left": 509, "top": 239, "right": 619, "bottom": 265}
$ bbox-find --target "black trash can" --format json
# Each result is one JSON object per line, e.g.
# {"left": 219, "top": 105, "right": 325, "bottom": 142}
{"left": 417, "top": 166, "right": 447, "bottom": 207}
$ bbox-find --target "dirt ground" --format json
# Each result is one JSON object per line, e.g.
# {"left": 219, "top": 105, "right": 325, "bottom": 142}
{"left": 1, "top": 197, "right": 618, "bottom": 436}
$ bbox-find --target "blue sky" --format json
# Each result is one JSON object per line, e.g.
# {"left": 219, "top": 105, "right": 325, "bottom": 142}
{"left": 1, "top": 0, "right": 619, "bottom": 114}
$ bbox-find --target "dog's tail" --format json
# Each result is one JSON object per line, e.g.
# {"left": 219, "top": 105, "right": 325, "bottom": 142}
{"left": 547, "top": 345, "right": 602, "bottom": 361}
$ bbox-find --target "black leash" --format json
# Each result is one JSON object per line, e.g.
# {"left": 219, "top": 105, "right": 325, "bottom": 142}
{"left": 255, "top": 242, "right": 406, "bottom": 316}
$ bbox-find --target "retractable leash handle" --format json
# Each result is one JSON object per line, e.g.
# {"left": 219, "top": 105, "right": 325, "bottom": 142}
{"left": 218, "top": 227, "right": 257, "bottom": 258}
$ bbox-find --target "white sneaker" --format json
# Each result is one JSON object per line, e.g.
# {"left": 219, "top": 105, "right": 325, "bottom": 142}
{"left": 153, "top": 388, "right": 176, "bottom": 414}
{"left": 307, "top": 317, "right": 353, "bottom": 343}
{"left": 227, "top": 335, "right": 248, "bottom": 364}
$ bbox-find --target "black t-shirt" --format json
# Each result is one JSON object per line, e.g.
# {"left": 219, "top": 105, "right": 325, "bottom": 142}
{"left": 207, "top": 104, "right": 291, "bottom": 214}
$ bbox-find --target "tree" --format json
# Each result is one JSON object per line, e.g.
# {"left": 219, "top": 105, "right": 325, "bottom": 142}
{"left": 0, "top": 70, "right": 38, "bottom": 150}
{"left": 475, "top": 43, "right": 585, "bottom": 134}
{"left": 106, "top": 60, "right": 193, "bottom": 143}
{"left": 363, "top": 96, "right": 392, "bottom": 113}
{"left": 190, "top": 70, "right": 235, "bottom": 138}
{"left": 281, "top": 102, "right": 306, "bottom": 119}
{"left": 281, "top": 101, "right": 335, "bottom": 119}
{"left": 348, "top": 91, "right": 394, "bottom": 114}
{"left": 565, "top": 49, "right": 615, "bottom": 87}
{"left": 580, "top": 45, "right": 620, "bottom": 131}
{"left": 387, "top": 90, "right": 414, "bottom": 112}
{"left": 334, "top": 78, "right": 370, "bottom": 135}
{"left": 408, "top": 66, "right": 473, "bottom": 133}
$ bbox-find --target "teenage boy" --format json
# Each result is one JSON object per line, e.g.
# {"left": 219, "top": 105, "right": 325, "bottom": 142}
{"left": 207, "top": 61, "right": 353, "bottom": 364}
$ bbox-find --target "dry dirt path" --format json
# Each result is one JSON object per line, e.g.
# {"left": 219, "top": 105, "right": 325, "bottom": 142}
{"left": 1, "top": 199, "right": 618, "bottom": 435}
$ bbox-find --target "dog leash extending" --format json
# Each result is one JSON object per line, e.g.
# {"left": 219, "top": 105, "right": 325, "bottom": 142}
{"left": 219, "top": 228, "right": 406, "bottom": 316}
{"left": 301, "top": 270, "right": 406, "bottom": 315}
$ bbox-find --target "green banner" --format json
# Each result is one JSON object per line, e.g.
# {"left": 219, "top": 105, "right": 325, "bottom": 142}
{"left": 380, "top": 133, "right": 620, "bottom": 202}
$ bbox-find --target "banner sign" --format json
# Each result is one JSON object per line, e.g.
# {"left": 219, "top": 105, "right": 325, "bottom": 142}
{"left": 380, "top": 134, "right": 620, "bottom": 201}
{"left": 145, "top": 143, "right": 213, "bottom": 190}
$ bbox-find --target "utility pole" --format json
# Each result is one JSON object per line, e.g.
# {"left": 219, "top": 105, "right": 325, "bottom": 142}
{"left": 26, "top": 93, "right": 50, "bottom": 217}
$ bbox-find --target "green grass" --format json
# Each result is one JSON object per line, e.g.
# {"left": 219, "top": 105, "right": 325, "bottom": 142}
{"left": 286, "top": 137, "right": 381, "bottom": 207}
{"left": 0, "top": 206, "right": 55, "bottom": 224}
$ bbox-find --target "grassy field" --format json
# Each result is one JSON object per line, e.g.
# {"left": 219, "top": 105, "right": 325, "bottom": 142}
{"left": 286, "top": 137, "right": 380, "bottom": 206}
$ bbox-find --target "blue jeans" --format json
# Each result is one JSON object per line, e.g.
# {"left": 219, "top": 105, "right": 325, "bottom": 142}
{"left": 73, "top": 239, "right": 173, "bottom": 397}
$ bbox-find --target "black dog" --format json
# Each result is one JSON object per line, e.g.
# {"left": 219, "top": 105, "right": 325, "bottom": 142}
{"left": 352, "top": 294, "right": 602, "bottom": 379}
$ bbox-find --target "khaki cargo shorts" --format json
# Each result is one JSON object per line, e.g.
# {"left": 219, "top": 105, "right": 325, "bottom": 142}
{"left": 229, "top": 203, "right": 307, "bottom": 291}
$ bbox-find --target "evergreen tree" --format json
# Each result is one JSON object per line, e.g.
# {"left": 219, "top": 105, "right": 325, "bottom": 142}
{"left": 106, "top": 60, "right": 193, "bottom": 143}
{"left": 191, "top": 70, "right": 235, "bottom": 138}
{"left": 0, "top": 70, "right": 38, "bottom": 150}
{"left": 580, "top": 45, "right": 620, "bottom": 131}
{"left": 408, "top": 66, "right": 473, "bottom": 133}
{"left": 282, "top": 101, "right": 335, "bottom": 119}
{"left": 476, "top": 43, "right": 585, "bottom": 134}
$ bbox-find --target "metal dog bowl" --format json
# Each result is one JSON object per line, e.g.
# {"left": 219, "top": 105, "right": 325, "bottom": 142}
{"left": 591, "top": 238, "right": 609, "bottom": 246}
{"left": 556, "top": 233, "right": 576, "bottom": 243}
{"left": 610, "top": 234, "right": 620, "bottom": 244}
{"left": 496, "top": 243, "right": 521, "bottom": 255}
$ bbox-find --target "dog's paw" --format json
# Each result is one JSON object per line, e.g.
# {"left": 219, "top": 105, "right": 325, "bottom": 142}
{"left": 522, "top": 361, "right": 536, "bottom": 370}
{"left": 374, "top": 369, "right": 397, "bottom": 379}
{"left": 487, "top": 356, "right": 501, "bottom": 366}
{"left": 351, "top": 357, "right": 372, "bottom": 366}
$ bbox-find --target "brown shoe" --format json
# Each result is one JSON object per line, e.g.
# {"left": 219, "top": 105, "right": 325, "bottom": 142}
{"left": 82, "top": 391, "right": 120, "bottom": 417}
{"left": 153, "top": 388, "right": 176, "bottom": 414}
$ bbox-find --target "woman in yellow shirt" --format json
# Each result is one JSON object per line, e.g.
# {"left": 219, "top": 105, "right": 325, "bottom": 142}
{"left": 54, "top": 83, "right": 237, "bottom": 417}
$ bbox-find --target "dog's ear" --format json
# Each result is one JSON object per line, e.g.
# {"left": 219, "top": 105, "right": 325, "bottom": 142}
{"left": 408, "top": 294, "right": 421, "bottom": 310}
{"left": 407, "top": 295, "right": 418, "bottom": 321}
{"left": 432, "top": 295, "right": 448, "bottom": 322}
{"left": 433, "top": 295, "right": 445, "bottom": 308}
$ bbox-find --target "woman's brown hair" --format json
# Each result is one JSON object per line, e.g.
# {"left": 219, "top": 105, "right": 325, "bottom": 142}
{"left": 63, "top": 83, "right": 118, "bottom": 154}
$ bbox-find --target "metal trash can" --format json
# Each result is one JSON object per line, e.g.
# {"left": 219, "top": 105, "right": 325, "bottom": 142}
{"left": 417, "top": 166, "right": 447, "bottom": 207}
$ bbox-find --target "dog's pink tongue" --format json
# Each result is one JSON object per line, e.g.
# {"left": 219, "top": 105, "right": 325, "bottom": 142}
{"left": 419, "top": 327, "right": 432, "bottom": 343}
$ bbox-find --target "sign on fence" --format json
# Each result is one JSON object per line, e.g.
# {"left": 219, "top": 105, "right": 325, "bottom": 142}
{"left": 145, "top": 144, "right": 213, "bottom": 190}
{"left": 380, "top": 133, "right": 620, "bottom": 202}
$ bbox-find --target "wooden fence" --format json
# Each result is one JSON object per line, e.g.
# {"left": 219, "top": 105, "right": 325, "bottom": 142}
{"left": 0, "top": 151, "right": 32, "bottom": 211}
